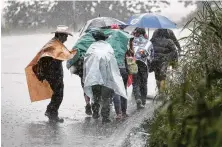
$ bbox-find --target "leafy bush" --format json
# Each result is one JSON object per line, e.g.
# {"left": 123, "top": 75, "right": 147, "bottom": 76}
{"left": 147, "top": 2, "right": 222, "bottom": 147}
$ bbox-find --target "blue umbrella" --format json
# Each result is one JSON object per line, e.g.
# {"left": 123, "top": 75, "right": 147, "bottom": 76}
{"left": 127, "top": 13, "right": 176, "bottom": 28}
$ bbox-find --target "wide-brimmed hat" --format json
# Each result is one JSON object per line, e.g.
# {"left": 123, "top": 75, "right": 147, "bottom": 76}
{"left": 51, "top": 25, "right": 73, "bottom": 36}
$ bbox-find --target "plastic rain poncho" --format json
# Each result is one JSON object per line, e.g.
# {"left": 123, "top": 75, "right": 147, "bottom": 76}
{"left": 83, "top": 40, "right": 128, "bottom": 102}
{"left": 133, "top": 35, "right": 153, "bottom": 66}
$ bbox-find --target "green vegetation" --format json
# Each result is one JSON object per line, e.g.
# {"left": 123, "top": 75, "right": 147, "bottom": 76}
{"left": 146, "top": 2, "right": 222, "bottom": 147}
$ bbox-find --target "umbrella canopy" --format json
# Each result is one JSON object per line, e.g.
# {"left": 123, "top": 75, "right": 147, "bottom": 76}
{"left": 79, "top": 17, "right": 127, "bottom": 36}
{"left": 127, "top": 13, "right": 176, "bottom": 28}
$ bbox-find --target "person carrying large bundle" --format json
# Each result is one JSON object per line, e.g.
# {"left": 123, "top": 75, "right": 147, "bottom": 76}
{"left": 25, "top": 25, "right": 76, "bottom": 123}
{"left": 67, "top": 28, "right": 134, "bottom": 119}
{"left": 82, "top": 30, "right": 127, "bottom": 123}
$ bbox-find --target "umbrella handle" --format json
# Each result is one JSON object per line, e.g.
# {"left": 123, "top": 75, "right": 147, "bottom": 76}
{"left": 147, "top": 28, "right": 149, "bottom": 40}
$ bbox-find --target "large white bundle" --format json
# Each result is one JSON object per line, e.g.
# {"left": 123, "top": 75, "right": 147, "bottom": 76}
{"left": 83, "top": 40, "right": 128, "bottom": 102}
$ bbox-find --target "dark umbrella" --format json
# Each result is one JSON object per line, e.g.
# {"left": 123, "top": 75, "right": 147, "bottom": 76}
{"left": 79, "top": 17, "right": 127, "bottom": 36}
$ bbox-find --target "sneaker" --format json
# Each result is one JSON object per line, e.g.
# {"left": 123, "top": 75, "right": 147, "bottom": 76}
{"left": 142, "top": 100, "right": 146, "bottom": 106}
{"left": 122, "top": 113, "right": 129, "bottom": 118}
{"left": 116, "top": 113, "right": 122, "bottom": 121}
{"left": 49, "top": 117, "right": 64, "bottom": 123}
{"left": 136, "top": 99, "right": 142, "bottom": 105}
{"left": 92, "top": 112, "right": 100, "bottom": 119}
{"left": 136, "top": 99, "right": 144, "bottom": 109}
{"left": 45, "top": 112, "right": 64, "bottom": 123}
{"left": 85, "top": 104, "right": 92, "bottom": 115}
{"left": 102, "top": 118, "right": 111, "bottom": 124}
{"left": 137, "top": 104, "right": 145, "bottom": 110}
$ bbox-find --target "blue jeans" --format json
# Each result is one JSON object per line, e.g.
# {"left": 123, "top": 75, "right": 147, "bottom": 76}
{"left": 113, "top": 68, "right": 128, "bottom": 115}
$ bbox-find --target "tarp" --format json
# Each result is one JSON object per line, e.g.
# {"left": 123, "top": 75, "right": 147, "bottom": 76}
{"left": 25, "top": 38, "right": 76, "bottom": 102}
{"left": 66, "top": 29, "right": 133, "bottom": 69}
{"left": 83, "top": 40, "right": 127, "bottom": 101}
{"left": 104, "top": 29, "right": 133, "bottom": 66}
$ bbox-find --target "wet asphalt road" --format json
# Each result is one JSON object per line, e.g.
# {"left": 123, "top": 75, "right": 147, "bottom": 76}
{"left": 1, "top": 33, "right": 157, "bottom": 147}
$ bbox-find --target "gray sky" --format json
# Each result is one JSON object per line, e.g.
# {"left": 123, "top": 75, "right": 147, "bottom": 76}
{"left": 1, "top": 0, "right": 197, "bottom": 22}
{"left": 159, "top": 1, "right": 196, "bottom": 21}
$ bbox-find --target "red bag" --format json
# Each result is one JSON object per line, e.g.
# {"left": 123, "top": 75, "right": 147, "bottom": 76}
{"left": 127, "top": 74, "right": 133, "bottom": 87}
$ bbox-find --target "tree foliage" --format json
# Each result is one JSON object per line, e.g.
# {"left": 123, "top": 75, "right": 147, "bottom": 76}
{"left": 2, "top": 0, "right": 170, "bottom": 33}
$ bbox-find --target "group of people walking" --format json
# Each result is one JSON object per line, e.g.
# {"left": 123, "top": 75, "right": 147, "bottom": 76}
{"left": 28, "top": 24, "right": 181, "bottom": 124}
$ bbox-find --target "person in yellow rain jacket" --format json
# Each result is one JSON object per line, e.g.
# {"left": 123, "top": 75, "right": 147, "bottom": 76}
{"left": 26, "top": 25, "right": 76, "bottom": 123}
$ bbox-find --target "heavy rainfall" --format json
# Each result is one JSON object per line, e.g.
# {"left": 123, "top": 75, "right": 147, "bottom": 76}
{"left": 1, "top": 1, "right": 222, "bottom": 147}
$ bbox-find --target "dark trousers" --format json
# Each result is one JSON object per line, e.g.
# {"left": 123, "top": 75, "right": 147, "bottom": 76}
{"left": 113, "top": 68, "right": 128, "bottom": 115}
{"left": 46, "top": 76, "right": 64, "bottom": 117}
{"left": 34, "top": 57, "right": 64, "bottom": 117}
{"left": 132, "top": 61, "right": 148, "bottom": 105}
{"left": 92, "top": 85, "right": 114, "bottom": 119}
{"left": 152, "top": 61, "right": 168, "bottom": 90}
{"left": 153, "top": 61, "right": 168, "bottom": 82}
{"left": 80, "top": 74, "right": 90, "bottom": 104}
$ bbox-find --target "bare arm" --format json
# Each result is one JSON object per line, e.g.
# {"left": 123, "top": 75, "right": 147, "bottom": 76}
{"left": 70, "top": 49, "right": 77, "bottom": 55}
